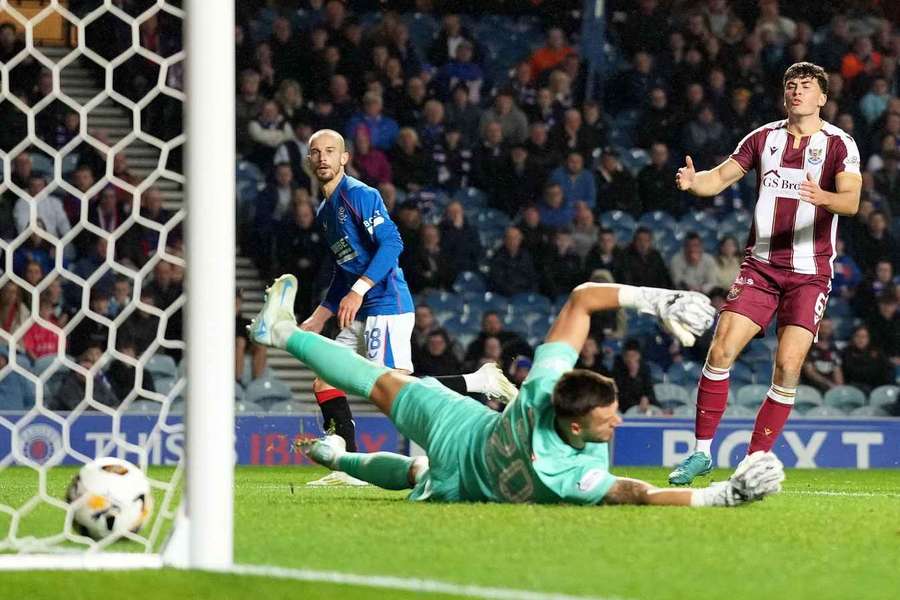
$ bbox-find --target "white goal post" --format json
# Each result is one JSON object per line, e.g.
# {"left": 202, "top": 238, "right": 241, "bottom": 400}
{"left": 0, "top": 0, "right": 234, "bottom": 570}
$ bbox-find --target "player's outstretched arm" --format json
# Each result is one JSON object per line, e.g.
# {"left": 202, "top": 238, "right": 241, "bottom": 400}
{"left": 546, "top": 283, "right": 716, "bottom": 351}
{"left": 604, "top": 452, "right": 785, "bottom": 507}
{"left": 676, "top": 155, "right": 745, "bottom": 197}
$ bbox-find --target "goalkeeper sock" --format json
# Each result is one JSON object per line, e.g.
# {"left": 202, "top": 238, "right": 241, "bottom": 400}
{"left": 337, "top": 452, "right": 414, "bottom": 490}
{"left": 285, "top": 329, "right": 390, "bottom": 400}
{"left": 694, "top": 362, "right": 730, "bottom": 454}
{"left": 317, "top": 390, "right": 357, "bottom": 452}
{"left": 748, "top": 385, "right": 794, "bottom": 453}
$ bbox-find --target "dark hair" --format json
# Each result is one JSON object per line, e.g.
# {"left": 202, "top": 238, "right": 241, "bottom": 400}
{"left": 634, "top": 226, "right": 652, "bottom": 237}
{"left": 599, "top": 227, "right": 615, "bottom": 236}
{"left": 552, "top": 370, "right": 618, "bottom": 419}
{"left": 783, "top": 62, "right": 828, "bottom": 94}
{"left": 684, "top": 231, "right": 701, "bottom": 242}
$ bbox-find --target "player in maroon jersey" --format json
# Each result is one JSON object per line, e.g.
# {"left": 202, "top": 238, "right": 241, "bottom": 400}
{"left": 668, "top": 62, "right": 862, "bottom": 484}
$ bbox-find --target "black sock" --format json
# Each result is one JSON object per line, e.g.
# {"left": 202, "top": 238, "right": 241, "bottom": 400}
{"left": 320, "top": 396, "right": 357, "bottom": 452}
{"left": 434, "top": 375, "right": 467, "bottom": 394}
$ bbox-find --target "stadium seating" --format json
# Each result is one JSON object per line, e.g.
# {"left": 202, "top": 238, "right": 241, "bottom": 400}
{"left": 126, "top": 400, "right": 161, "bottom": 414}
{"left": 638, "top": 211, "right": 677, "bottom": 230}
{"left": 443, "top": 313, "right": 481, "bottom": 337}
{"left": 31, "top": 354, "right": 59, "bottom": 374}
{"left": 723, "top": 404, "right": 755, "bottom": 418}
{"left": 146, "top": 354, "right": 177, "bottom": 382}
{"left": 850, "top": 405, "right": 890, "bottom": 417}
{"left": 666, "top": 361, "right": 701, "bottom": 385}
{"left": 464, "top": 292, "right": 509, "bottom": 318}
{"left": 646, "top": 360, "right": 665, "bottom": 383}
{"left": 624, "top": 404, "right": 664, "bottom": 416}
{"left": 823, "top": 386, "right": 867, "bottom": 411}
{"left": 735, "top": 384, "right": 769, "bottom": 407}
{"left": 235, "top": 399, "right": 264, "bottom": 413}
{"left": 653, "top": 383, "right": 690, "bottom": 406}
{"left": 452, "top": 271, "right": 487, "bottom": 295}
{"left": 730, "top": 362, "right": 754, "bottom": 387}
{"left": 795, "top": 385, "right": 824, "bottom": 413}
{"left": 804, "top": 405, "right": 846, "bottom": 417}
{"left": 425, "top": 290, "right": 466, "bottom": 314}
{"left": 267, "top": 400, "right": 305, "bottom": 414}
{"left": 868, "top": 385, "right": 898, "bottom": 409}
{"left": 245, "top": 377, "right": 292, "bottom": 410}
{"left": 510, "top": 292, "right": 552, "bottom": 313}
{"left": 235, "top": 382, "right": 245, "bottom": 403}
{"left": 671, "top": 404, "right": 695, "bottom": 417}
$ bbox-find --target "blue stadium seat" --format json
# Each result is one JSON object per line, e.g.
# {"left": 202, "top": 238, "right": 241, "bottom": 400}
{"left": 619, "top": 148, "right": 651, "bottom": 176}
{"left": 723, "top": 404, "right": 755, "bottom": 418}
{"left": 625, "top": 404, "right": 664, "bottom": 416}
{"left": 869, "top": 385, "right": 898, "bottom": 408}
{"left": 720, "top": 210, "right": 752, "bottom": 233}
{"left": 672, "top": 404, "right": 696, "bottom": 417}
{"left": 30, "top": 153, "right": 53, "bottom": 176}
{"left": 826, "top": 297, "right": 852, "bottom": 319}
{"left": 245, "top": 377, "right": 292, "bottom": 410}
{"left": 730, "top": 362, "right": 754, "bottom": 386}
{"left": 795, "top": 384, "right": 824, "bottom": 410}
{"left": 752, "top": 362, "right": 773, "bottom": 385}
{"left": 501, "top": 314, "right": 530, "bottom": 337}
{"left": 154, "top": 376, "right": 176, "bottom": 396}
{"left": 425, "top": 291, "right": 465, "bottom": 314}
{"left": 126, "top": 400, "right": 161, "bottom": 414}
{"left": 736, "top": 384, "right": 769, "bottom": 407}
{"left": 638, "top": 211, "right": 677, "bottom": 230}
{"left": 235, "top": 399, "right": 264, "bottom": 413}
{"left": 653, "top": 383, "right": 690, "bottom": 405}
{"left": 31, "top": 354, "right": 59, "bottom": 374}
{"left": 464, "top": 292, "right": 509, "bottom": 318}
{"left": 452, "top": 271, "right": 487, "bottom": 295}
{"left": 235, "top": 381, "right": 245, "bottom": 403}
{"left": 443, "top": 313, "right": 481, "bottom": 337}
{"left": 823, "top": 386, "right": 866, "bottom": 411}
{"left": 146, "top": 353, "right": 177, "bottom": 381}
{"left": 474, "top": 208, "right": 511, "bottom": 230}
{"left": 850, "top": 405, "right": 890, "bottom": 417}
{"left": 678, "top": 212, "right": 718, "bottom": 235}
{"left": 804, "top": 405, "right": 846, "bottom": 417}
{"left": 268, "top": 400, "right": 305, "bottom": 414}
{"left": 510, "top": 292, "right": 552, "bottom": 313}
{"left": 646, "top": 360, "right": 665, "bottom": 383}
{"left": 666, "top": 361, "right": 701, "bottom": 385}
{"left": 459, "top": 187, "right": 488, "bottom": 208}
{"left": 599, "top": 210, "right": 636, "bottom": 231}
{"left": 627, "top": 314, "right": 658, "bottom": 336}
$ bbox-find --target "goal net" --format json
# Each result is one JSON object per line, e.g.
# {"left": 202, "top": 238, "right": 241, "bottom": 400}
{"left": 0, "top": 0, "right": 233, "bottom": 569}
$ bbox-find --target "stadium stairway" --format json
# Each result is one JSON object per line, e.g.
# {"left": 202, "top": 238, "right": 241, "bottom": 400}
{"left": 50, "top": 46, "right": 332, "bottom": 410}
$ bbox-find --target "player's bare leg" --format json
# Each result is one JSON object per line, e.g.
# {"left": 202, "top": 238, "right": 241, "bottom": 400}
{"left": 669, "top": 311, "right": 759, "bottom": 485}
{"left": 748, "top": 325, "right": 813, "bottom": 453}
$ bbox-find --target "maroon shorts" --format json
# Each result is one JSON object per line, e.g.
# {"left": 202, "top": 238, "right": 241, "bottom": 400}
{"left": 721, "top": 258, "right": 831, "bottom": 337}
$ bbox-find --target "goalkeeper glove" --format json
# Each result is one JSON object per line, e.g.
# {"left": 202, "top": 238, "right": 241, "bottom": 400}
{"left": 618, "top": 286, "right": 716, "bottom": 347}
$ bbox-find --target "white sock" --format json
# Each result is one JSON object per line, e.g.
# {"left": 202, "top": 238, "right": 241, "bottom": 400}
{"left": 695, "top": 439, "right": 712, "bottom": 456}
{"left": 463, "top": 370, "right": 488, "bottom": 393}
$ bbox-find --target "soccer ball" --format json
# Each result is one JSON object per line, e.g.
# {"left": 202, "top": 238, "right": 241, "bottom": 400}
{"left": 65, "top": 457, "right": 153, "bottom": 540}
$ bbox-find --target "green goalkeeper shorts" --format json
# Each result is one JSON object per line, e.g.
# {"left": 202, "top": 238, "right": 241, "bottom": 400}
{"left": 390, "top": 377, "right": 499, "bottom": 502}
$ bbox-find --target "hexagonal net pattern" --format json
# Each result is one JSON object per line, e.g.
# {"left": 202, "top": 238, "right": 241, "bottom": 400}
{"left": 0, "top": 0, "right": 186, "bottom": 554}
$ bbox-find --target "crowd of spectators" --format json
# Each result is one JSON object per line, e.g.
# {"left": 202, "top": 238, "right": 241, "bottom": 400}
{"left": 232, "top": 1, "right": 899, "bottom": 412}
{"left": 1, "top": 0, "right": 898, "bottom": 414}
{"left": 0, "top": 1, "right": 191, "bottom": 411}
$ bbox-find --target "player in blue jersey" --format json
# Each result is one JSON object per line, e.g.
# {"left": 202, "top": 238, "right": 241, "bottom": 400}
{"left": 250, "top": 274, "right": 785, "bottom": 507}
{"left": 301, "top": 129, "right": 516, "bottom": 485}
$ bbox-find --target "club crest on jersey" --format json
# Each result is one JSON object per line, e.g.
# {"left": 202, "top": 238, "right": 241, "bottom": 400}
{"left": 338, "top": 205, "right": 348, "bottom": 223}
{"left": 807, "top": 148, "right": 823, "bottom": 165}
{"left": 727, "top": 284, "right": 742, "bottom": 301}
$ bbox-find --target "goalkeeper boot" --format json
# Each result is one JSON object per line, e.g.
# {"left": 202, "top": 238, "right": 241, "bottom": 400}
{"left": 299, "top": 435, "right": 368, "bottom": 487}
{"left": 668, "top": 451, "right": 713, "bottom": 485}
{"left": 248, "top": 274, "right": 298, "bottom": 348}
{"left": 478, "top": 362, "right": 519, "bottom": 404}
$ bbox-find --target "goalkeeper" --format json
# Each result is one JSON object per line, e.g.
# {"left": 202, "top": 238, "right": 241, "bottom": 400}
{"left": 250, "top": 276, "right": 784, "bottom": 506}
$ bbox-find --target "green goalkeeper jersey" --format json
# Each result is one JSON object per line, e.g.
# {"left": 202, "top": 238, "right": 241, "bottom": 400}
{"left": 472, "top": 342, "right": 617, "bottom": 504}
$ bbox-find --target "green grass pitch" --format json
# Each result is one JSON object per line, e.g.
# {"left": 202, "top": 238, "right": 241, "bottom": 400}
{"left": 2, "top": 466, "right": 899, "bottom": 599}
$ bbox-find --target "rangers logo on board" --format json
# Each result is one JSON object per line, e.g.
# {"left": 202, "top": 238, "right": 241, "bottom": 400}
{"left": 19, "top": 423, "right": 64, "bottom": 465}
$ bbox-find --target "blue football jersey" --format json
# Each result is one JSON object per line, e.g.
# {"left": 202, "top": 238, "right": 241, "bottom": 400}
{"left": 316, "top": 174, "right": 414, "bottom": 318}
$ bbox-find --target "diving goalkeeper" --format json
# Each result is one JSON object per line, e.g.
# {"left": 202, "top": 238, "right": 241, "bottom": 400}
{"left": 250, "top": 276, "right": 784, "bottom": 506}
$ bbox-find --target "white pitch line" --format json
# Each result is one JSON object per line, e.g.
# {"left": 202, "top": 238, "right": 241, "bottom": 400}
{"left": 782, "top": 490, "right": 900, "bottom": 498}
{"left": 225, "top": 563, "right": 629, "bottom": 600}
